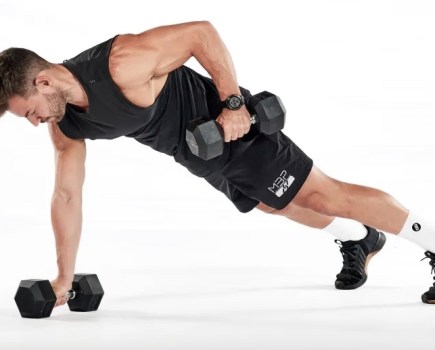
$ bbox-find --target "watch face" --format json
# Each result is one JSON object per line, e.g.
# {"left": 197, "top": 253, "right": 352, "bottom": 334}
{"left": 228, "top": 96, "right": 242, "bottom": 109}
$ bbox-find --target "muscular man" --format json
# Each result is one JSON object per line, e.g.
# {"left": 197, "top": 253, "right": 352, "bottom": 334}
{"left": 1, "top": 21, "right": 434, "bottom": 307}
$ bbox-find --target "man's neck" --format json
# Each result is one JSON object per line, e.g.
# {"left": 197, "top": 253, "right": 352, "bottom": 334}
{"left": 54, "top": 64, "right": 89, "bottom": 109}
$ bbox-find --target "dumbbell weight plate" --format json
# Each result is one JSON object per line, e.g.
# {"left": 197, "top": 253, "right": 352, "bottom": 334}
{"left": 249, "top": 91, "right": 286, "bottom": 135}
{"left": 186, "top": 117, "right": 224, "bottom": 160}
{"left": 14, "top": 279, "right": 56, "bottom": 319}
{"left": 68, "top": 273, "right": 104, "bottom": 312}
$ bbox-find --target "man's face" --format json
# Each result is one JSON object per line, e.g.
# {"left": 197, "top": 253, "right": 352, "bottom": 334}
{"left": 8, "top": 90, "right": 67, "bottom": 127}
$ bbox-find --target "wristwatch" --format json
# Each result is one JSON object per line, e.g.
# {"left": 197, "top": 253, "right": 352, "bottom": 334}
{"left": 221, "top": 94, "right": 245, "bottom": 110}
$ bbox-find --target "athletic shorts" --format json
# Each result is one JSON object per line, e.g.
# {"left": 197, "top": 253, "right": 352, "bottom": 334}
{"left": 171, "top": 77, "right": 313, "bottom": 213}
{"left": 203, "top": 131, "right": 313, "bottom": 213}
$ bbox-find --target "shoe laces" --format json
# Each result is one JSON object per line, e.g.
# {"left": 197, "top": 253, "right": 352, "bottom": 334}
{"left": 421, "top": 251, "right": 435, "bottom": 286}
{"left": 335, "top": 239, "right": 359, "bottom": 270}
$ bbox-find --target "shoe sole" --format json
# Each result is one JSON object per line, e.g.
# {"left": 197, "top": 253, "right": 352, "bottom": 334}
{"left": 421, "top": 295, "right": 435, "bottom": 304}
{"left": 336, "top": 231, "right": 386, "bottom": 290}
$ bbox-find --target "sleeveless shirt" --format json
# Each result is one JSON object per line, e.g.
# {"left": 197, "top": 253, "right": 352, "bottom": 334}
{"left": 58, "top": 36, "right": 235, "bottom": 177}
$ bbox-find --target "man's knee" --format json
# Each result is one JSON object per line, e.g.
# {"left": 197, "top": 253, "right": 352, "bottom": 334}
{"left": 294, "top": 183, "right": 350, "bottom": 217}
{"left": 257, "top": 201, "right": 298, "bottom": 216}
{"left": 302, "top": 191, "right": 337, "bottom": 216}
{"left": 256, "top": 202, "right": 279, "bottom": 214}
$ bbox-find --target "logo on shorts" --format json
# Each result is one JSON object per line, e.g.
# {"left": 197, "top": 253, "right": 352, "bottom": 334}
{"left": 412, "top": 223, "right": 421, "bottom": 232}
{"left": 268, "top": 170, "right": 295, "bottom": 198}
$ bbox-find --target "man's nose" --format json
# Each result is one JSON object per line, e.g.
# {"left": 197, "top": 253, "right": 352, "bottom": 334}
{"left": 27, "top": 115, "right": 40, "bottom": 127}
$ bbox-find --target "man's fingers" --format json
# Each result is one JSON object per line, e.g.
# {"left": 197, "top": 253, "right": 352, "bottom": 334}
{"left": 224, "top": 130, "right": 245, "bottom": 142}
{"left": 219, "top": 115, "right": 251, "bottom": 142}
{"left": 222, "top": 126, "right": 233, "bottom": 142}
{"left": 55, "top": 296, "right": 68, "bottom": 307}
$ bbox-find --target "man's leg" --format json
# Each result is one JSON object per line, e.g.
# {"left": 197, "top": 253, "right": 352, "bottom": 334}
{"left": 290, "top": 165, "right": 409, "bottom": 233}
{"left": 257, "top": 201, "right": 368, "bottom": 241}
{"left": 256, "top": 199, "right": 385, "bottom": 289}
{"left": 256, "top": 201, "right": 334, "bottom": 228}
{"left": 207, "top": 126, "right": 435, "bottom": 300}
{"left": 270, "top": 165, "right": 435, "bottom": 301}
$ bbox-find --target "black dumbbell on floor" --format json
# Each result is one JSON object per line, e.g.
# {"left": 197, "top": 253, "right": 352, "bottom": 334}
{"left": 186, "top": 91, "right": 286, "bottom": 160}
{"left": 14, "top": 273, "right": 104, "bottom": 318}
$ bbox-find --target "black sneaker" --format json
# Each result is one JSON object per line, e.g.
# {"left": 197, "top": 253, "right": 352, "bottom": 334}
{"left": 334, "top": 225, "right": 386, "bottom": 290}
{"left": 421, "top": 251, "right": 435, "bottom": 304}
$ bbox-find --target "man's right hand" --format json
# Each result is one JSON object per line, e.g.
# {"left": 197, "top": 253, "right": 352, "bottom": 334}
{"left": 50, "top": 277, "right": 73, "bottom": 307}
{"left": 216, "top": 106, "right": 251, "bottom": 142}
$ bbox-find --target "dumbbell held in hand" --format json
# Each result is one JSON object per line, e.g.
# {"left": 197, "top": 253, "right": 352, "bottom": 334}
{"left": 14, "top": 273, "right": 104, "bottom": 318}
{"left": 186, "top": 91, "right": 286, "bottom": 160}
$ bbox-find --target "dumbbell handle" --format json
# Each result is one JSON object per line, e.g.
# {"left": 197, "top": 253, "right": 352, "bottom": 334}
{"left": 249, "top": 114, "right": 258, "bottom": 125}
{"left": 65, "top": 290, "right": 77, "bottom": 300}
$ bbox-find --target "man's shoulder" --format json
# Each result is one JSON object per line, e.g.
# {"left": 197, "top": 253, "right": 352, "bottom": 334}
{"left": 63, "top": 35, "right": 118, "bottom": 66}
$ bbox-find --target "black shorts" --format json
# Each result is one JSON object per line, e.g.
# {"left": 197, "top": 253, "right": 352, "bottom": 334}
{"left": 203, "top": 131, "right": 313, "bottom": 213}
{"left": 169, "top": 73, "right": 313, "bottom": 213}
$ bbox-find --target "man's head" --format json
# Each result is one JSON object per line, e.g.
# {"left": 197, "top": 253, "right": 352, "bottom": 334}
{"left": 0, "top": 48, "right": 68, "bottom": 126}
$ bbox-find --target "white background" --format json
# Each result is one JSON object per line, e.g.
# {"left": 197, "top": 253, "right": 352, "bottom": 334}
{"left": 1, "top": 0, "right": 435, "bottom": 349}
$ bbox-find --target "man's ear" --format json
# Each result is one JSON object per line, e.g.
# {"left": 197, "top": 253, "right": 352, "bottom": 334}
{"left": 34, "top": 75, "right": 50, "bottom": 92}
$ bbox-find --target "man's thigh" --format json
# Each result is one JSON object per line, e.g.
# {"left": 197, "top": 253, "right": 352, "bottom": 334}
{"left": 218, "top": 131, "right": 314, "bottom": 211}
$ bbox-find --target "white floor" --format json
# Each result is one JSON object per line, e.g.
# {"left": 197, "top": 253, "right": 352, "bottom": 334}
{"left": 0, "top": 224, "right": 434, "bottom": 350}
{"left": 2, "top": 0, "right": 435, "bottom": 349}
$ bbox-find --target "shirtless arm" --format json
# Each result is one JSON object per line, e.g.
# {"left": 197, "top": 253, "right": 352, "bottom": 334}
{"left": 110, "top": 21, "right": 251, "bottom": 141}
{"left": 47, "top": 122, "right": 86, "bottom": 306}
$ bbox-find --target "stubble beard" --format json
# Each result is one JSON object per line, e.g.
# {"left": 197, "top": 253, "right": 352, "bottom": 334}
{"left": 42, "top": 91, "right": 67, "bottom": 123}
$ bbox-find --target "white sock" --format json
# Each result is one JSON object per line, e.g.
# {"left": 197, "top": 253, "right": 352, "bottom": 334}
{"left": 323, "top": 217, "right": 368, "bottom": 242}
{"left": 399, "top": 212, "right": 435, "bottom": 252}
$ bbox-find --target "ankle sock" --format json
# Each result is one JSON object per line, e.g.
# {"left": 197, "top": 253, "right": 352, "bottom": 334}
{"left": 323, "top": 218, "right": 368, "bottom": 242}
{"left": 399, "top": 212, "right": 435, "bottom": 253}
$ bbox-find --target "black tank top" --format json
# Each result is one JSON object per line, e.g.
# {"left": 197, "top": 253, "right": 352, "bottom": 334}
{"left": 58, "top": 36, "right": 236, "bottom": 176}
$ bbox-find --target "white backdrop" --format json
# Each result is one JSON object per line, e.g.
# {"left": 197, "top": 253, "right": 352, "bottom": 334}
{"left": 1, "top": 1, "right": 435, "bottom": 349}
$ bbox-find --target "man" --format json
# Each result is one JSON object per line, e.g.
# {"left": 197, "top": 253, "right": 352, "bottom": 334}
{"left": 1, "top": 21, "right": 434, "bottom": 307}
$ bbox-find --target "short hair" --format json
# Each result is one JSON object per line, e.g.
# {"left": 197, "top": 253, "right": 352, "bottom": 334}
{"left": 0, "top": 48, "right": 52, "bottom": 116}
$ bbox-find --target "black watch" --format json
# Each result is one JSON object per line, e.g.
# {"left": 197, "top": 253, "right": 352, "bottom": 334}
{"left": 221, "top": 94, "right": 245, "bottom": 110}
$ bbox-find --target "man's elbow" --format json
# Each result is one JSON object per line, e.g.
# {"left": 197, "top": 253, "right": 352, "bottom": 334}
{"left": 196, "top": 20, "right": 216, "bottom": 35}
{"left": 192, "top": 21, "right": 218, "bottom": 52}
{"left": 52, "top": 190, "right": 82, "bottom": 205}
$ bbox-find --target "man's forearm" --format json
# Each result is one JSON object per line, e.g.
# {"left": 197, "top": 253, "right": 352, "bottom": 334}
{"left": 51, "top": 193, "right": 83, "bottom": 280}
{"left": 193, "top": 23, "right": 241, "bottom": 99}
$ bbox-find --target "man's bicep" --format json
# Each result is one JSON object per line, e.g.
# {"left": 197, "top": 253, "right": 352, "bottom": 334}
{"left": 48, "top": 123, "right": 86, "bottom": 197}
{"left": 48, "top": 122, "right": 84, "bottom": 151}
{"left": 53, "top": 144, "right": 86, "bottom": 199}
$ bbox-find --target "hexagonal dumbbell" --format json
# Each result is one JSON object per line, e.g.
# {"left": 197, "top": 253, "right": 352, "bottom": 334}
{"left": 185, "top": 91, "right": 286, "bottom": 160}
{"left": 14, "top": 273, "right": 104, "bottom": 318}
